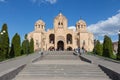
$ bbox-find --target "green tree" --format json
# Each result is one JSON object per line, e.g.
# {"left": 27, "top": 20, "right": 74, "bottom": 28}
{"left": 93, "top": 40, "right": 103, "bottom": 56}
{"left": 103, "top": 35, "right": 114, "bottom": 58}
{"left": 21, "top": 34, "right": 30, "bottom": 55}
{"left": 21, "top": 40, "right": 25, "bottom": 55}
{"left": 117, "top": 31, "right": 120, "bottom": 60}
{"left": 29, "top": 38, "right": 34, "bottom": 53}
{"left": 0, "top": 24, "right": 9, "bottom": 59}
{"left": 9, "top": 44, "right": 15, "bottom": 58}
{"left": 11, "top": 33, "right": 21, "bottom": 57}
{"left": 93, "top": 39, "right": 97, "bottom": 54}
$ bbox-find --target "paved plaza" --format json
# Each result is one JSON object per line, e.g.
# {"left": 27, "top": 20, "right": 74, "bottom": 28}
{"left": 13, "top": 51, "right": 110, "bottom": 80}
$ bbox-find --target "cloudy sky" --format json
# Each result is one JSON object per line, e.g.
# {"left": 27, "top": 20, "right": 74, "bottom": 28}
{"left": 0, "top": 0, "right": 120, "bottom": 42}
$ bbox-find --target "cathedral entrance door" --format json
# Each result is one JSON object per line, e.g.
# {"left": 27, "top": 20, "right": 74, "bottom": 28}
{"left": 57, "top": 41, "right": 64, "bottom": 51}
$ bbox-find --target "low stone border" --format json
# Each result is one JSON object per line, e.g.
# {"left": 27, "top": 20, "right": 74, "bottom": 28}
{"left": 0, "top": 52, "right": 42, "bottom": 80}
{"left": 80, "top": 54, "right": 120, "bottom": 80}
{"left": 32, "top": 52, "right": 42, "bottom": 63}
{"left": 0, "top": 55, "right": 26, "bottom": 64}
{"left": 99, "top": 65, "right": 120, "bottom": 80}
{"left": 79, "top": 55, "right": 92, "bottom": 63}
{"left": 0, "top": 65, "right": 26, "bottom": 80}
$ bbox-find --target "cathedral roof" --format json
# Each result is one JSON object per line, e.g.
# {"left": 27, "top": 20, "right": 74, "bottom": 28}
{"left": 55, "top": 13, "right": 67, "bottom": 20}
{"left": 35, "top": 19, "right": 45, "bottom": 25}
{"left": 76, "top": 19, "right": 86, "bottom": 25}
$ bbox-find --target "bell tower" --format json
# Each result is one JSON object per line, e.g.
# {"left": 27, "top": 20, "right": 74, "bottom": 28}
{"left": 76, "top": 19, "right": 87, "bottom": 32}
{"left": 54, "top": 13, "right": 68, "bottom": 31}
{"left": 35, "top": 20, "right": 45, "bottom": 32}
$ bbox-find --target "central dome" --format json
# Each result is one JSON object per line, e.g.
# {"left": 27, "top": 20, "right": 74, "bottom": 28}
{"left": 55, "top": 13, "right": 67, "bottom": 20}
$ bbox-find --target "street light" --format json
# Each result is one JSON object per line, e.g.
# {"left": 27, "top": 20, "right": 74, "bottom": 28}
{"left": 0, "top": 30, "right": 6, "bottom": 36}
{"left": 117, "top": 30, "right": 120, "bottom": 58}
{"left": 118, "top": 30, "right": 120, "bottom": 42}
{"left": 118, "top": 29, "right": 120, "bottom": 34}
{"left": 0, "top": 30, "right": 6, "bottom": 51}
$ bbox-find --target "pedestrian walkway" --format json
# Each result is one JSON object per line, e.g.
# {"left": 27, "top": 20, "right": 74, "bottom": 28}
{"left": 14, "top": 51, "right": 111, "bottom": 80}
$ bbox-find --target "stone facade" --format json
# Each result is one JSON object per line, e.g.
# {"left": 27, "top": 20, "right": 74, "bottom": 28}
{"left": 112, "top": 42, "right": 118, "bottom": 53}
{"left": 27, "top": 13, "right": 94, "bottom": 51}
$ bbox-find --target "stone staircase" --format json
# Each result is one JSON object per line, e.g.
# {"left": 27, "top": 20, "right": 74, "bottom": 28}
{"left": 13, "top": 51, "right": 111, "bottom": 80}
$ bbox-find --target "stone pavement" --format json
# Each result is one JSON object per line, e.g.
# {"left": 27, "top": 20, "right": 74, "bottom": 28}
{"left": 14, "top": 51, "right": 111, "bottom": 80}
{"left": 0, "top": 52, "right": 41, "bottom": 80}
{"left": 81, "top": 54, "right": 120, "bottom": 74}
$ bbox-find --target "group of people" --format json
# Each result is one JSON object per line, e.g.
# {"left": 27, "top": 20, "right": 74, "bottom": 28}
{"left": 74, "top": 47, "right": 86, "bottom": 56}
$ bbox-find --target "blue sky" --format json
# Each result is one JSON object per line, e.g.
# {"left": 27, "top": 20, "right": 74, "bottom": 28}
{"left": 0, "top": 0, "right": 120, "bottom": 42}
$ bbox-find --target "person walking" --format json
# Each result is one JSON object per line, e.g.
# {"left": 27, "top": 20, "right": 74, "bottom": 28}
{"left": 78, "top": 47, "right": 81, "bottom": 56}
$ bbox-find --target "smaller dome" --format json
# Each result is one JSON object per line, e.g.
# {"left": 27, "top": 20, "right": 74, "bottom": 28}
{"left": 35, "top": 19, "right": 45, "bottom": 25}
{"left": 76, "top": 19, "right": 86, "bottom": 25}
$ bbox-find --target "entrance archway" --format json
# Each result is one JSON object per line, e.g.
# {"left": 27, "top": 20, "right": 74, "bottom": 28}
{"left": 67, "top": 47, "right": 72, "bottom": 51}
{"left": 49, "top": 46, "right": 55, "bottom": 51}
{"left": 57, "top": 41, "right": 64, "bottom": 51}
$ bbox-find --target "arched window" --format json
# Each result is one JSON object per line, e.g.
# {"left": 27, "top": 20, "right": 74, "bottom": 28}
{"left": 49, "top": 34, "right": 55, "bottom": 44}
{"left": 67, "top": 47, "right": 72, "bottom": 51}
{"left": 78, "top": 25, "right": 80, "bottom": 29}
{"left": 38, "top": 25, "right": 40, "bottom": 28}
{"left": 58, "top": 22, "right": 60, "bottom": 25}
{"left": 61, "top": 22, "right": 63, "bottom": 25}
{"left": 49, "top": 46, "right": 55, "bottom": 51}
{"left": 81, "top": 25, "right": 83, "bottom": 28}
{"left": 66, "top": 34, "right": 72, "bottom": 44}
{"left": 42, "top": 25, "right": 43, "bottom": 29}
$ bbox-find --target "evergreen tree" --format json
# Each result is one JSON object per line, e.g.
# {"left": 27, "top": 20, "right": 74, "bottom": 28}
{"left": 22, "top": 34, "right": 30, "bottom": 55}
{"left": 0, "top": 34, "right": 5, "bottom": 61}
{"left": 9, "top": 44, "right": 15, "bottom": 58}
{"left": 103, "top": 35, "right": 114, "bottom": 58}
{"left": 0, "top": 24, "right": 9, "bottom": 59}
{"left": 94, "top": 40, "right": 103, "bottom": 56}
{"left": 117, "top": 31, "right": 120, "bottom": 60}
{"left": 11, "top": 33, "right": 21, "bottom": 57}
{"left": 29, "top": 38, "right": 34, "bottom": 53}
{"left": 21, "top": 40, "right": 26, "bottom": 54}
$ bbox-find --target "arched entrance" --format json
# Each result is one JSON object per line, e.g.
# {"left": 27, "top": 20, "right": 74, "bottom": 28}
{"left": 67, "top": 47, "right": 72, "bottom": 51}
{"left": 57, "top": 41, "right": 64, "bottom": 51}
{"left": 49, "top": 46, "right": 55, "bottom": 51}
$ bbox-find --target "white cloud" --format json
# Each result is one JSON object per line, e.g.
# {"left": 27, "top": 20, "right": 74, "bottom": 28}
{"left": 88, "top": 12, "right": 120, "bottom": 37}
{"left": 0, "top": 0, "right": 6, "bottom": 2}
{"left": 45, "top": 0, "right": 57, "bottom": 4}
{"left": 118, "top": 9, "right": 120, "bottom": 13}
{"left": 68, "top": 26, "right": 76, "bottom": 31}
{"left": 31, "top": 0, "right": 57, "bottom": 4}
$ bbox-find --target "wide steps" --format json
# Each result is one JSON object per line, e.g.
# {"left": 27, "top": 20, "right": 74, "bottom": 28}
{"left": 14, "top": 51, "right": 111, "bottom": 80}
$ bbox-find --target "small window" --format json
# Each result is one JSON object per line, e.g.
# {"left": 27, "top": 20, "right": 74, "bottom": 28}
{"left": 61, "top": 23, "right": 63, "bottom": 25}
{"left": 78, "top": 25, "right": 80, "bottom": 28}
{"left": 36, "top": 40, "right": 38, "bottom": 45}
{"left": 42, "top": 25, "right": 44, "bottom": 29}
{"left": 39, "top": 25, "right": 40, "bottom": 28}
{"left": 58, "top": 22, "right": 60, "bottom": 25}
{"left": 83, "top": 40, "right": 85, "bottom": 45}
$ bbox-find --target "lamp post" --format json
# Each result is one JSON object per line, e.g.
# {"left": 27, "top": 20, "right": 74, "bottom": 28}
{"left": 117, "top": 30, "right": 120, "bottom": 60}
{"left": 0, "top": 30, "right": 6, "bottom": 41}
{"left": 118, "top": 30, "right": 120, "bottom": 49}
{"left": 0, "top": 30, "right": 6, "bottom": 54}
{"left": 118, "top": 30, "right": 120, "bottom": 40}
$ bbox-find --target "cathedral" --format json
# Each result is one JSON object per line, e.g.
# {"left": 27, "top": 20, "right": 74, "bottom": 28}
{"left": 27, "top": 13, "right": 94, "bottom": 51}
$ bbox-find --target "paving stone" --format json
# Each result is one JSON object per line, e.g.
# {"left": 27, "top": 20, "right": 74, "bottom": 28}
{"left": 14, "top": 51, "right": 111, "bottom": 80}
